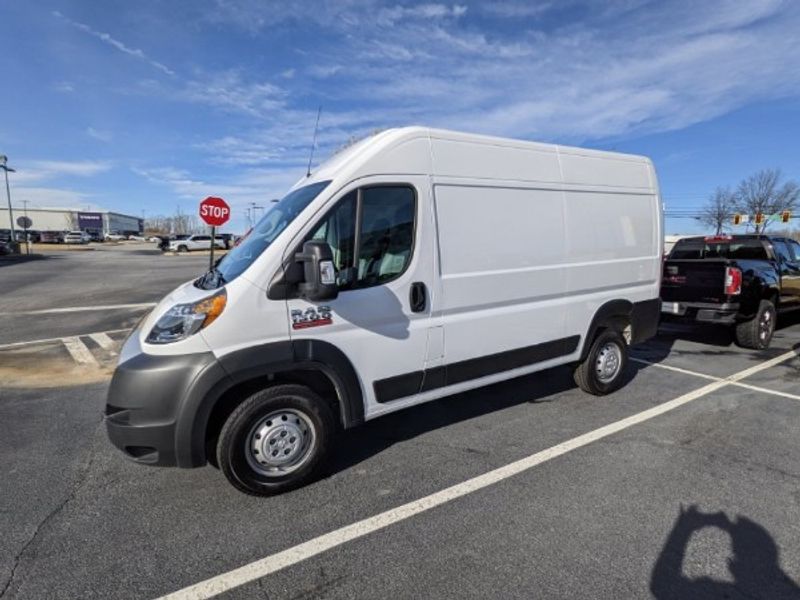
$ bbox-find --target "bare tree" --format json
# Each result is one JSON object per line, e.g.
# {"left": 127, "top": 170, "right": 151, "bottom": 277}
{"left": 735, "top": 169, "right": 799, "bottom": 234}
{"left": 697, "top": 186, "right": 735, "bottom": 235}
{"left": 144, "top": 211, "right": 205, "bottom": 235}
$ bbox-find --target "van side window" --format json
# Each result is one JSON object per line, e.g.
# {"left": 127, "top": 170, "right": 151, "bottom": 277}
{"left": 354, "top": 187, "right": 415, "bottom": 288}
{"left": 304, "top": 185, "right": 415, "bottom": 291}
{"left": 308, "top": 191, "right": 357, "bottom": 279}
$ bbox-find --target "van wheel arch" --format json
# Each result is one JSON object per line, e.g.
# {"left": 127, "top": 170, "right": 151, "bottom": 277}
{"left": 204, "top": 368, "right": 343, "bottom": 468}
{"left": 201, "top": 341, "right": 365, "bottom": 467}
{"left": 579, "top": 300, "right": 633, "bottom": 361}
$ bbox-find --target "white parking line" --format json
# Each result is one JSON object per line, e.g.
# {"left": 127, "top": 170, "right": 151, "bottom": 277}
{"left": 631, "top": 355, "right": 800, "bottom": 402}
{"left": 62, "top": 337, "right": 100, "bottom": 367}
{"left": 0, "top": 328, "right": 131, "bottom": 350}
{"left": 156, "top": 347, "right": 798, "bottom": 600}
{"left": 730, "top": 382, "right": 800, "bottom": 402}
{"left": 630, "top": 357, "right": 720, "bottom": 381}
{"left": 89, "top": 332, "right": 116, "bottom": 353}
{"left": 0, "top": 302, "right": 156, "bottom": 316}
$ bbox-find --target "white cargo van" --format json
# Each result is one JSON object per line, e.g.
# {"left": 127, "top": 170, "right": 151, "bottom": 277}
{"left": 106, "top": 127, "right": 663, "bottom": 495}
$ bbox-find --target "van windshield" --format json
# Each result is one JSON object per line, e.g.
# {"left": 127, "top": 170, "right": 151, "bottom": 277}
{"left": 197, "top": 180, "right": 330, "bottom": 289}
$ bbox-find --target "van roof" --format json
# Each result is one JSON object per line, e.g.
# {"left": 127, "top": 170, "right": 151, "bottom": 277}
{"left": 298, "top": 126, "right": 654, "bottom": 193}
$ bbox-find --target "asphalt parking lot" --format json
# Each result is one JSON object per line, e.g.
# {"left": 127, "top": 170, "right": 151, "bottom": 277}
{"left": 1, "top": 245, "right": 799, "bottom": 599}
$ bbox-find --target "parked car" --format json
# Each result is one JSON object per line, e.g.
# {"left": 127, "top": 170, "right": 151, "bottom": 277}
{"left": 128, "top": 234, "right": 146, "bottom": 242}
{"left": 167, "top": 234, "right": 226, "bottom": 252}
{"left": 39, "top": 231, "right": 63, "bottom": 243}
{"left": 64, "top": 230, "right": 91, "bottom": 244}
{"left": 106, "top": 126, "right": 663, "bottom": 496}
{"left": 661, "top": 234, "right": 800, "bottom": 349}
{"left": 105, "top": 232, "right": 126, "bottom": 241}
{"left": 217, "top": 233, "right": 235, "bottom": 249}
{"left": 22, "top": 229, "right": 42, "bottom": 243}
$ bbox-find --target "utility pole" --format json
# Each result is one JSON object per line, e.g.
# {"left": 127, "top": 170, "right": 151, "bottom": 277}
{"left": 22, "top": 199, "right": 30, "bottom": 254}
{"left": 1, "top": 155, "right": 16, "bottom": 247}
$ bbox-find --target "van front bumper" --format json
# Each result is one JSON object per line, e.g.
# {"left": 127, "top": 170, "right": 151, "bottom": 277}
{"left": 105, "top": 332, "right": 231, "bottom": 468}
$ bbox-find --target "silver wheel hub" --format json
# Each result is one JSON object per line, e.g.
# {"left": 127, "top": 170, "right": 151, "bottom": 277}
{"left": 246, "top": 410, "right": 315, "bottom": 477}
{"left": 596, "top": 342, "right": 622, "bottom": 383}
{"left": 759, "top": 309, "right": 774, "bottom": 342}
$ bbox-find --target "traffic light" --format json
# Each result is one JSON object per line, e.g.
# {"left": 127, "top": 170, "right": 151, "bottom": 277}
{"left": 755, "top": 212, "right": 764, "bottom": 225}
{"left": 733, "top": 214, "right": 742, "bottom": 225}
{"left": 782, "top": 210, "right": 791, "bottom": 223}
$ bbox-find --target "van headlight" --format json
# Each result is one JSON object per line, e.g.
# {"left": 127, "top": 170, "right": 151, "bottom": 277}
{"left": 146, "top": 289, "right": 227, "bottom": 344}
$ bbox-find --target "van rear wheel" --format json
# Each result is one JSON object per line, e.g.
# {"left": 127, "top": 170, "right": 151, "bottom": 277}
{"left": 573, "top": 329, "right": 628, "bottom": 395}
{"left": 216, "top": 384, "right": 334, "bottom": 496}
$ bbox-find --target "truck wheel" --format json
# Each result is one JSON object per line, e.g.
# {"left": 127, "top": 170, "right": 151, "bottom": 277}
{"left": 735, "top": 300, "right": 776, "bottom": 350}
{"left": 177, "top": 245, "right": 188, "bottom": 253}
{"left": 573, "top": 328, "right": 628, "bottom": 395}
{"left": 216, "top": 384, "right": 335, "bottom": 496}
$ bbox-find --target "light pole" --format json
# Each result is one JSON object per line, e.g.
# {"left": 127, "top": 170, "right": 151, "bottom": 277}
{"left": 1, "top": 155, "right": 16, "bottom": 246}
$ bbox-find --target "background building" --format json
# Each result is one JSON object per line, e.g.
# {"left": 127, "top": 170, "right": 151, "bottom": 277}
{"left": 0, "top": 207, "right": 143, "bottom": 237}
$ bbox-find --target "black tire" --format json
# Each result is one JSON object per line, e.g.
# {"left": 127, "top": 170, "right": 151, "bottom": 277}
{"left": 573, "top": 328, "right": 628, "bottom": 395}
{"left": 734, "top": 299, "right": 776, "bottom": 350}
{"left": 177, "top": 245, "right": 188, "bottom": 253}
{"left": 216, "top": 384, "right": 335, "bottom": 496}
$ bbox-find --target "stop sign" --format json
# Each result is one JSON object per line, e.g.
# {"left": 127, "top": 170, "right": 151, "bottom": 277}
{"left": 199, "top": 196, "right": 231, "bottom": 227}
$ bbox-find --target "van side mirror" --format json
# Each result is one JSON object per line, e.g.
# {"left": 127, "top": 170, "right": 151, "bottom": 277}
{"left": 295, "top": 240, "right": 339, "bottom": 301}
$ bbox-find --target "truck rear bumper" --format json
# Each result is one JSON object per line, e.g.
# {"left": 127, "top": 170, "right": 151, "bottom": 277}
{"left": 660, "top": 300, "right": 740, "bottom": 324}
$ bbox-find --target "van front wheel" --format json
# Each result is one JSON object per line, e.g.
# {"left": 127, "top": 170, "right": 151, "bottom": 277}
{"left": 573, "top": 329, "right": 628, "bottom": 395}
{"left": 216, "top": 384, "right": 335, "bottom": 496}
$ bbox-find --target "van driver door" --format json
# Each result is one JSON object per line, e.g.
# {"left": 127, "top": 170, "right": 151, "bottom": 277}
{"left": 285, "top": 177, "right": 437, "bottom": 417}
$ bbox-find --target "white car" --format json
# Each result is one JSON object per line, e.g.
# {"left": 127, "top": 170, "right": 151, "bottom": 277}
{"left": 106, "top": 126, "right": 663, "bottom": 496}
{"left": 105, "top": 233, "right": 126, "bottom": 241}
{"left": 64, "top": 230, "right": 91, "bottom": 244}
{"left": 168, "top": 234, "right": 226, "bottom": 252}
{"left": 127, "top": 234, "right": 147, "bottom": 242}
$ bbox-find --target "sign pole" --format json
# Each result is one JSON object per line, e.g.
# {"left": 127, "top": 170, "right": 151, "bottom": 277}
{"left": 209, "top": 225, "right": 215, "bottom": 270}
{"left": 199, "top": 196, "right": 230, "bottom": 272}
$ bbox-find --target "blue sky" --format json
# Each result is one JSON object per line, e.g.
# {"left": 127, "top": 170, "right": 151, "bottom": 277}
{"left": 1, "top": 0, "right": 799, "bottom": 234}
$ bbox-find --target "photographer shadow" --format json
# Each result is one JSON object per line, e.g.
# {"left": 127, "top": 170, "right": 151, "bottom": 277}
{"left": 651, "top": 505, "right": 800, "bottom": 599}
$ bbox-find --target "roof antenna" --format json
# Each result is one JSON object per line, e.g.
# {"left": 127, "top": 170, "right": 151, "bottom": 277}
{"left": 306, "top": 105, "right": 322, "bottom": 177}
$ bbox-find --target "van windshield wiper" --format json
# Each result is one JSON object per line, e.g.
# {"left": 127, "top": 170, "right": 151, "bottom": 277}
{"left": 196, "top": 267, "right": 227, "bottom": 290}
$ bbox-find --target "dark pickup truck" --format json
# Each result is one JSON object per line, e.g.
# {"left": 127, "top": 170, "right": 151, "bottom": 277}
{"left": 661, "top": 235, "right": 800, "bottom": 349}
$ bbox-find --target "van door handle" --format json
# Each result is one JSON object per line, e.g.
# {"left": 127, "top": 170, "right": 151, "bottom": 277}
{"left": 410, "top": 282, "right": 427, "bottom": 313}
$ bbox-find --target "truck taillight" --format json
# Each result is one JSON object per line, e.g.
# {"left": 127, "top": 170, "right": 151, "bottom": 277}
{"left": 725, "top": 266, "right": 742, "bottom": 295}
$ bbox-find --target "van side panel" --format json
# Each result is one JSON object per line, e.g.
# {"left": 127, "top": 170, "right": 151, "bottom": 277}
{"left": 558, "top": 151, "right": 652, "bottom": 189}
{"left": 560, "top": 153, "right": 660, "bottom": 350}
{"left": 433, "top": 184, "right": 567, "bottom": 365}
{"left": 431, "top": 138, "right": 562, "bottom": 183}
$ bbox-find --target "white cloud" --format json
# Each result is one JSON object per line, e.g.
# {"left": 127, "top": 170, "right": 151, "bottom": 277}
{"left": 86, "top": 127, "right": 113, "bottom": 142}
{"left": 53, "top": 81, "right": 75, "bottom": 93}
{"left": 131, "top": 165, "right": 301, "bottom": 222}
{"left": 53, "top": 11, "right": 175, "bottom": 76}
{"left": 11, "top": 160, "right": 112, "bottom": 184}
{"left": 307, "top": 64, "right": 343, "bottom": 79}
{"left": 180, "top": 70, "right": 286, "bottom": 116}
{"left": 480, "top": 2, "right": 553, "bottom": 18}
{"left": 10, "top": 187, "right": 93, "bottom": 209}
